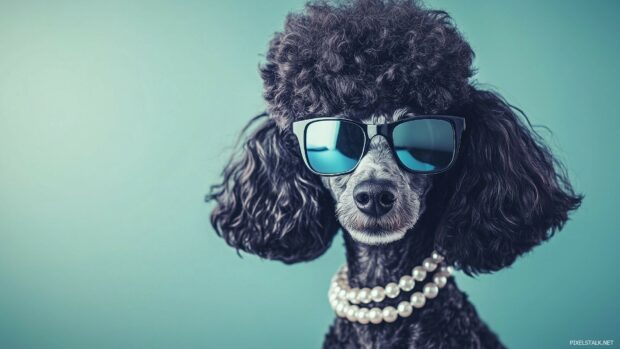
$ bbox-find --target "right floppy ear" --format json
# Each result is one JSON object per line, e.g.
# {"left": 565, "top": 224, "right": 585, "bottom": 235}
{"left": 206, "top": 113, "right": 339, "bottom": 264}
{"left": 429, "top": 88, "right": 583, "bottom": 275}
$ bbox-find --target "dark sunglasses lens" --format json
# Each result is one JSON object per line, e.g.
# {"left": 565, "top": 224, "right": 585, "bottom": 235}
{"left": 392, "top": 119, "right": 455, "bottom": 172}
{"left": 305, "top": 120, "right": 365, "bottom": 174}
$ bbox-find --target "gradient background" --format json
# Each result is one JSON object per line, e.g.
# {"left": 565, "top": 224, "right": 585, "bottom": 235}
{"left": 1, "top": 1, "right": 618, "bottom": 348}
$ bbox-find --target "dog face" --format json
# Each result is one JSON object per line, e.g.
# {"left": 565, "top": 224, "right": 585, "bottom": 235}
{"left": 320, "top": 109, "right": 432, "bottom": 245}
{"left": 207, "top": 0, "right": 582, "bottom": 274}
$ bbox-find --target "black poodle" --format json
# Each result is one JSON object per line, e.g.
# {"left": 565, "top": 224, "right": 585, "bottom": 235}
{"left": 206, "top": 0, "right": 582, "bottom": 347}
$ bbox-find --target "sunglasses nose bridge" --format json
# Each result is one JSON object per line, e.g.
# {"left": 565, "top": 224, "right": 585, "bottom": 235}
{"left": 366, "top": 124, "right": 394, "bottom": 148}
{"left": 366, "top": 124, "right": 389, "bottom": 138}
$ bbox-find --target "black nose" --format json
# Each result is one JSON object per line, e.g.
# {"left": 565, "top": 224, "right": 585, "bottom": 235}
{"left": 353, "top": 180, "right": 396, "bottom": 217}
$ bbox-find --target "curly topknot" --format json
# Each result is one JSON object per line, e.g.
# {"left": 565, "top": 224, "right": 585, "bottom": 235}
{"left": 260, "top": 0, "right": 475, "bottom": 128}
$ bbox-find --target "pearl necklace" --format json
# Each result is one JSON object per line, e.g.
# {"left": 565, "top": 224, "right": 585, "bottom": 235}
{"left": 328, "top": 251, "right": 453, "bottom": 324}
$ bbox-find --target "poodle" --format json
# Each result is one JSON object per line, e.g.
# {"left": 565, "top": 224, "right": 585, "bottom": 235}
{"left": 206, "top": 0, "right": 582, "bottom": 347}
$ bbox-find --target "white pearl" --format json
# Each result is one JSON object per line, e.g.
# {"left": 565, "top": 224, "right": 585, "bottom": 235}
{"left": 382, "top": 306, "right": 398, "bottom": 323}
{"left": 368, "top": 307, "right": 383, "bottom": 324}
{"left": 330, "top": 283, "right": 339, "bottom": 295}
{"left": 328, "top": 251, "right": 448, "bottom": 324}
{"left": 433, "top": 272, "right": 449, "bottom": 288}
{"left": 370, "top": 286, "right": 386, "bottom": 302}
{"left": 333, "top": 292, "right": 341, "bottom": 302}
{"left": 335, "top": 301, "right": 347, "bottom": 317}
{"left": 329, "top": 292, "right": 339, "bottom": 305}
{"left": 346, "top": 288, "right": 360, "bottom": 304}
{"left": 382, "top": 282, "right": 398, "bottom": 299}
{"left": 397, "top": 301, "right": 413, "bottom": 318}
{"left": 330, "top": 298, "right": 339, "bottom": 309}
{"left": 440, "top": 265, "right": 454, "bottom": 275}
{"left": 358, "top": 288, "right": 372, "bottom": 304}
{"left": 423, "top": 258, "right": 437, "bottom": 272}
{"left": 346, "top": 305, "right": 359, "bottom": 322}
{"left": 356, "top": 307, "right": 369, "bottom": 324}
{"left": 410, "top": 292, "right": 426, "bottom": 308}
{"left": 398, "top": 275, "right": 415, "bottom": 292}
{"left": 412, "top": 266, "right": 427, "bottom": 281}
{"left": 423, "top": 282, "right": 439, "bottom": 299}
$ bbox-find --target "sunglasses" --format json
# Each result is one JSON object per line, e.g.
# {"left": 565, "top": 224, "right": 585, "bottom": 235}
{"left": 292, "top": 116, "right": 465, "bottom": 176}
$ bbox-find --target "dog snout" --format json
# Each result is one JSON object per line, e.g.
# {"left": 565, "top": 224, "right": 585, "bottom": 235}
{"left": 353, "top": 179, "right": 396, "bottom": 217}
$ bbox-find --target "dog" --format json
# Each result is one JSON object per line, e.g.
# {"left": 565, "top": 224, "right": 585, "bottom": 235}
{"left": 206, "top": 0, "right": 582, "bottom": 347}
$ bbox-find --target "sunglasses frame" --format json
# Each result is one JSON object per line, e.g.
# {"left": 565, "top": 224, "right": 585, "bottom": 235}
{"left": 292, "top": 115, "right": 466, "bottom": 176}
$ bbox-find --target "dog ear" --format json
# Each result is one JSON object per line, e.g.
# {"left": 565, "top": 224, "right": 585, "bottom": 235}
{"left": 206, "top": 113, "right": 339, "bottom": 264}
{"left": 431, "top": 88, "right": 583, "bottom": 275}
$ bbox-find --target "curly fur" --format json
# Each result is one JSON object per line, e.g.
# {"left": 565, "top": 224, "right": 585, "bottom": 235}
{"left": 430, "top": 90, "right": 583, "bottom": 275}
{"left": 206, "top": 113, "right": 339, "bottom": 263}
{"left": 259, "top": 0, "right": 475, "bottom": 129}
{"left": 206, "top": 0, "right": 583, "bottom": 347}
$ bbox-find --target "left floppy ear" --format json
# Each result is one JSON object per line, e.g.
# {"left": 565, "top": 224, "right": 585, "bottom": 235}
{"left": 431, "top": 88, "right": 583, "bottom": 275}
{"left": 206, "top": 113, "right": 339, "bottom": 264}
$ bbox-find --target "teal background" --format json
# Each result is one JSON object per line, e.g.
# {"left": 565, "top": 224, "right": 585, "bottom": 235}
{"left": 1, "top": 1, "right": 618, "bottom": 348}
